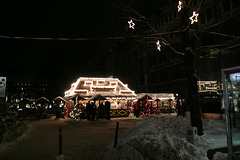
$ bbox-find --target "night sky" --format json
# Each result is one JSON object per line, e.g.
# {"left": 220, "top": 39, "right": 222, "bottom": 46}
{"left": 0, "top": 0, "right": 168, "bottom": 96}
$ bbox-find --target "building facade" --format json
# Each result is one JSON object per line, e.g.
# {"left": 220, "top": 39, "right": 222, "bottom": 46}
{"left": 106, "top": 0, "right": 240, "bottom": 98}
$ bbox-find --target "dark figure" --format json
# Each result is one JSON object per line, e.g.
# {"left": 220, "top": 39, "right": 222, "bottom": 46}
{"left": 86, "top": 101, "right": 91, "bottom": 120}
{"left": 90, "top": 102, "right": 96, "bottom": 121}
{"left": 98, "top": 102, "right": 105, "bottom": 119}
{"left": 133, "top": 103, "right": 136, "bottom": 116}
{"left": 176, "top": 98, "right": 181, "bottom": 117}
{"left": 135, "top": 101, "right": 140, "bottom": 118}
{"left": 56, "top": 107, "right": 63, "bottom": 119}
{"left": 105, "top": 101, "right": 111, "bottom": 120}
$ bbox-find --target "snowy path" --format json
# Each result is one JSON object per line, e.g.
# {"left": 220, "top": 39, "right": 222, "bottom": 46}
{"left": 0, "top": 116, "right": 141, "bottom": 160}
{"left": 1, "top": 113, "right": 240, "bottom": 160}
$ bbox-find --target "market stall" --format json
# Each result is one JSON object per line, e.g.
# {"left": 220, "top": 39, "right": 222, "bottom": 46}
{"left": 136, "top": 93, "right": 176, "bottom": 115}
{"left": 64, "top": 77, "right": 137, "bottom": 118}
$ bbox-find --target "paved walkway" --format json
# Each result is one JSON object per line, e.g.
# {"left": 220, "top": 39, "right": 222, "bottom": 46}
{"left": 0, "top": 115, "right": 141, "bottom": 160}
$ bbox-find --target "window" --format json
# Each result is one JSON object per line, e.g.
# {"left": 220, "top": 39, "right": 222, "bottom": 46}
{"left": 165, "top": 16, "right": 168, "bottom": 23}
{"left": 169, "top": 14, "right": 172, "bottom": 21}
{"left": 171, "top": 51, "right": 176, "bottom": 60}
{"left": 222, "top": 0, "right": 230, "bottom": 11}
{"left": 159, "top": 54, "right": 162, "bottom": 64}
{"left": 192, "top": 0, "right": 198, "bottom": 6}
{"left": 161, "top": 19, "right": 164, "bottom": 26}
{"left": 140, "top": 59, "right": 144, "bottom": 70}
{"left": 200, "top": 13, "right": 206, "bottom": 24}
{"left": 206, "top": 8, "right": 212, "bottom": 22}
{"left": 175, "top": 32, "right": 179, "bottom": 38}
{"left": 139, "top": 74, "right": 145, "bottom": 85}
{"left": 170, "top": 33, "right": 174, "bottom": 40}
{"left": 173, "top": 11, "right": 177, "bottom": 18}
{"left": 232, "top": 0, "right": 240, "bottom": 8}
{"left": 163, "top": 53, "right": 167, "bottom": 63}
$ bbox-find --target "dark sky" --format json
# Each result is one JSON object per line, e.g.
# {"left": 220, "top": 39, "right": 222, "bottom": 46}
{"left": 0, "top": 0, "right": 169, "bottom": 95}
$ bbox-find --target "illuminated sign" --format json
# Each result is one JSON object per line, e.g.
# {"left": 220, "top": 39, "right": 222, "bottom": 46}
{"left": 230, "top": 73, "right": 240, "bottom": 82}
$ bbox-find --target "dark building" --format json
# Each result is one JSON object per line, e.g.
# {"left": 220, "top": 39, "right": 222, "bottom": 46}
{"left": 106, "top": 0, "right": 240, "bottom": 98}
{"left": 2, "top": 71, "right": 53, "bottom": 104}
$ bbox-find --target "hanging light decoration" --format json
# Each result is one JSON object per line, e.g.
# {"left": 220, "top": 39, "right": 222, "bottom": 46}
{"left": 189, "top": 11, "right": 199, "bottom": 24}
{"left": 128, "top": 19, "right": 135, "bottom": 29}
{"left": 156, "top": 40, "right": 161, "bottom": 51}
{"left": 178, "top": 0, "right": 183, "bottom": 12}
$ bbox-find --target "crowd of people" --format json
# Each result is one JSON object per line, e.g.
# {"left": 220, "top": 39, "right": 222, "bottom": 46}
{"left": 85, "top": 101, "right": 111, "bottom": 120}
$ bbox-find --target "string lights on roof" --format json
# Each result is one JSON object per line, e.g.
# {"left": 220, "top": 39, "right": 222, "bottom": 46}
{"left": 128, "top": 19, "right": 135, "bottom": 29}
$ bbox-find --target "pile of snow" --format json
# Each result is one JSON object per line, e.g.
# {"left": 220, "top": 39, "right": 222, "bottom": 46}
{"left": 0, "top": 121, "right": 31, "bottom": 151}
{"left": 55, "top": 154, "right": 64, "bottom": 160}
{"left": 0, "top": 122, "right": 31, "bottom": 143}
{"left": 213, "top": 152, "right": 228, "bottom": 160}
{"left": 105, "top": 115, "right": 228, "bottom": 160}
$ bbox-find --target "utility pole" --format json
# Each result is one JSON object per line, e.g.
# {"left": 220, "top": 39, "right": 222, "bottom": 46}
{"left": 180, "top": 0, "right": 204, "bottom": 135}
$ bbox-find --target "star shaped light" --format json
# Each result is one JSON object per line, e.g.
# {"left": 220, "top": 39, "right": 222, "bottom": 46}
{"left": 189, "top": 11, "right": 199, "bottom": 24}
{"left": 156, "top": 40, "right": 161, "bottom": 51}
{"left": 128, "top": 19, "right": 135, "bottom": 29}
{"left": 178, "top": 0, "right": 183, "bottom": 12}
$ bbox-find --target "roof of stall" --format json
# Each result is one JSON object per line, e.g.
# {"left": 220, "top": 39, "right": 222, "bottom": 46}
{"left": 136, "top": 93, "right": 175, "bottom": 101}
{"left": 64, "top": 77, "right": 137, "bottom": 98}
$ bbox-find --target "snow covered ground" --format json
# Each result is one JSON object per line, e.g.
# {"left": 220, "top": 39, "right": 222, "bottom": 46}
{"left": 1, "top": 113, "right": 240, "bottom": 160}
{"left": 105, "top": 113, "right": 240, "bottom": 160}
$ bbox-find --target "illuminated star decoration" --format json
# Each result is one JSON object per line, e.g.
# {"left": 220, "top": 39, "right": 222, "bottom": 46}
{"left": 128, "top": 19, "right": 135, "bottom": 29}
{"left": 189, "top": 11, "right": 199, "bottom": 24}
{"left": 156, "top": 40, "right": 161, "bottom": 51}
{"left": 178, "top": 0, "right": 183, "bottom": 12}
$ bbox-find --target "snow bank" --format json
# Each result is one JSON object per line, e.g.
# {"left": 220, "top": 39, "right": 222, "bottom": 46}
{"left": 0, "top": 122, "right": 31, "bottom": 151}
{"left": 196, "top": 118, "right": 227, "bottom": 150}
{"left": 105, "top": 116, "right": 210, "bottom": 160}
{"left": 213, "top": 152, "right": 228, "bottom": 160}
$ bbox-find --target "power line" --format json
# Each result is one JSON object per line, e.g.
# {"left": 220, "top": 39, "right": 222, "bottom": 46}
{"left": 0, "top": 35, "right": 126, "bottom": 41}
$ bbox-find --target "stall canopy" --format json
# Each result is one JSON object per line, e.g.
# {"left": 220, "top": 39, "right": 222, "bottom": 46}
{"left": 53, "top": 96, "right": 66, "bottom": 103}
{"left": 18, "top": 98, "right": 32, "bottom": 104}
{"left": 64, "top": 77, "right": 137, "bottom": 99}
{"left": 92, "top": 94, "right": 106, "bottom": 101}
{"left": 70, "top": 93, "right": 86, "bottom": 101}
{"left": 36, "top": 97, "right": 50, "bottom": 104}
{"left": 136, "top": 93, "right": 175, "bottom": 101}
{"left": 139, "top": 94, "right": 152, "bottom": 101}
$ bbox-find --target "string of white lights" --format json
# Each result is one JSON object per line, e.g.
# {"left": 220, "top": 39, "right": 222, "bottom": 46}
{"left": 0, "top": 35, "right": 126, "bottom": 41}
